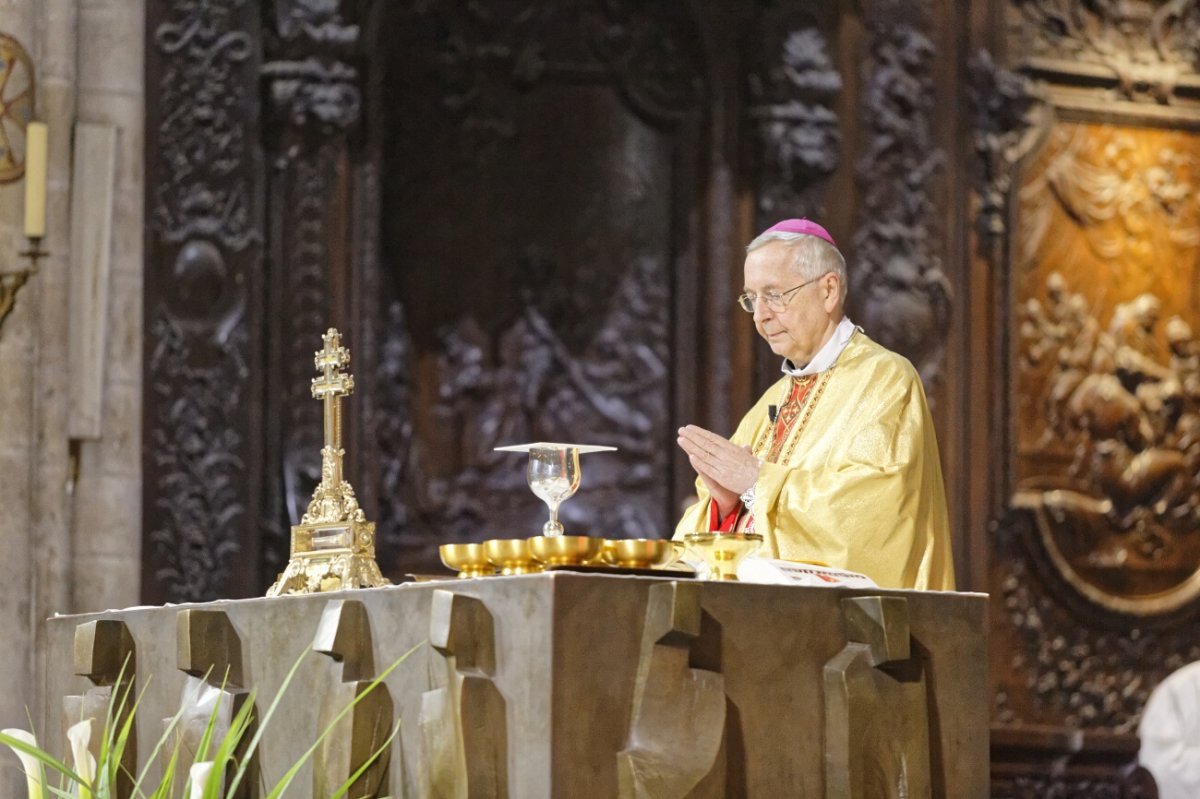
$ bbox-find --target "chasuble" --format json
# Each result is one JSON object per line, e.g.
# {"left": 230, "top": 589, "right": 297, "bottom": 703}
{"left": 675, "top": 331, "right": 955, "bottom": 591}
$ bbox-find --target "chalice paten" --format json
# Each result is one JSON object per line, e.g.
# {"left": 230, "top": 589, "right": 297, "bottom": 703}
{"left": 683, "top": 532, "right": 763, "bottom": 581}
{"left": 495, "top": 443, "right": 616, "bottom": 537}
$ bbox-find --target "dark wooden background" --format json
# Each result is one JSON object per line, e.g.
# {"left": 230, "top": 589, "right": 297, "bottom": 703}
{"left": 144, "top": 0, "right": 1200, "bottom": 794}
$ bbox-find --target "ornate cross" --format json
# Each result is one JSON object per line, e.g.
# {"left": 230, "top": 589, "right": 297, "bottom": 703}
{"left": 268, "top": 327, "right": 388, "bottom": 596}
{"left": 312, "top": 328, "right": 354, "bottom": 484}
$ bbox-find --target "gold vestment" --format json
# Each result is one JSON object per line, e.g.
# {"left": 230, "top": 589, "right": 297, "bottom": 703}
{"left": 675, "top": 332, "right": 955, "bottom": 590}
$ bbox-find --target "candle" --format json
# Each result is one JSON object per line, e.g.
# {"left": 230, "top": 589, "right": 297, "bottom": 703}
{"left": 24, "top": 121, "right": 47, "bottom": 239}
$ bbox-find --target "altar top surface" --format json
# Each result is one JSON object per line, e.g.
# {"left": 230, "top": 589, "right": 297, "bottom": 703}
{"left": 49, "top": 570, "right": 988, "bottom": 621}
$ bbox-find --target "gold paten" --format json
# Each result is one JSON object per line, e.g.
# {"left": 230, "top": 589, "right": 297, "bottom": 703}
{"left": 683, "top": 532, "right": 763, "bottom": 581}
{"left": 267, "top": 328, "right": 389, "bottom": 596}
{"left": 529, "top": 534, "right": 603, "bottom": 566}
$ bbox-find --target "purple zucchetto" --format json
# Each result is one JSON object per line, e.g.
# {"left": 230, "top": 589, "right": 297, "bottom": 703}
{"left": 761, "top": 219, "right": 838, "bottom": 249}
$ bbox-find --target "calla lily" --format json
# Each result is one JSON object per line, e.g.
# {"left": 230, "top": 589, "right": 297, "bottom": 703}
{"left": 1, "top": 728, "right": 45, "bottom": 799}
{"left": 189, "top": 761, "right": 216, "bottom": 799}
{"left": 66, "top": 719, "right": 96, "bottom": 799}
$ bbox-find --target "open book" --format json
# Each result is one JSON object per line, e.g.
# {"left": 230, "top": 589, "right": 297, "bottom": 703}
{"left": 736, "top": 558, "right": 877, "bottom": 587}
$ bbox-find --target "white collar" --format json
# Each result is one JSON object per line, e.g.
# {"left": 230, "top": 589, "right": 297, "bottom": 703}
{"left": 781, "top": 317, "right": 857, "bottom": 377}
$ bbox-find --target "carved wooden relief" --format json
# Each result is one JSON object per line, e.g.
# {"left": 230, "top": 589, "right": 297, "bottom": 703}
{"left": 1013, "top": 122, "right": 1200, "bottom": 617}
{"left": 852, "top": 0, "right": 950, "bottom": 395}
{"left": 746, "top": 7, "right": 842, "bottom": 395}
{"left": 978, "top": 6, "right": 1200, "bottom": 794}
{"left": 144, "top": 0, "right": 265, "bottom": 603}
{"left": 747, "top": 18, "right": 842, "bottom": 222}
{"left": 1008, "top": 0, "right": 1200, "bottom": 104}
{"left": 990, "top": 119, "right": 1200, "bottom": 756}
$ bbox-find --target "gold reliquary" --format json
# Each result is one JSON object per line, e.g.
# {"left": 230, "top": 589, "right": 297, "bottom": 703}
{"left": 267, "top": 328, "right": 389, "bottom": 596}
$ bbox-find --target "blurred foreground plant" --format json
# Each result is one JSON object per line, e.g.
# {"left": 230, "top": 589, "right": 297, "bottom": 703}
{"left": 2, "top": 643, "right": 416, "bottom": 799}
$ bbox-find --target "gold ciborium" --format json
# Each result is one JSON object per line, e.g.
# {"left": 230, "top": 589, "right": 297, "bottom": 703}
{"left": 602, "top": 538, "right": 674, "bottom": 569}
{"left": 683, "top": 532, "right": 763, "bottom": 581}
{"left": 530, "top": 535, "right": 603, "bottom": 567}
{"left": 439, "top": 543, "right": 494, "bottom": 578}
{"left": 484, "top": 538, "right": 540, "bottom": 575}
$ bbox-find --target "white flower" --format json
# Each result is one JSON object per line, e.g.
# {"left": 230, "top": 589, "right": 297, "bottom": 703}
{"left": 66, "top": 719, "right": 96, "bottom": 799}
{"left": 189, "top": 761, "right": 216, "bottom": 799}
{"left": 1, "top": 728, "right": 45, "bottom": 799}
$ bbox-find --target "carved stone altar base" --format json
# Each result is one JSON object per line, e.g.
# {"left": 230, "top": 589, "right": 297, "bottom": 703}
{"left": 40, "top": 574, "right": 988, "bottom": 797}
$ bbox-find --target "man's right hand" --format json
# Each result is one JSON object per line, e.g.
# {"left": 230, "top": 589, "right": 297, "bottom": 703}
{"left": 677, "top": 425, "right": 755, "bottom": 518}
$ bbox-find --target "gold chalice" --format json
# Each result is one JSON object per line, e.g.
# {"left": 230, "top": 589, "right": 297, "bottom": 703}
{"left": 484, "top": 538, "right": 540, "bottom": 575}
{"left": 602, "top": 538, "right": 674, "bottom": 569}
{"left": 439, "top": 543, "right": 494, "bottom": 578}
{"left": 530, "top": 535, "right": 603, "bottom": 567}
{"left": 683, "top": 532, "right": 763, "bottom": 581}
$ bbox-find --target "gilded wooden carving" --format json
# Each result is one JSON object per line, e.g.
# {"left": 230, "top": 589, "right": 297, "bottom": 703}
{"left": 1013, "top": 122, "right": 1200, "bottom": 616}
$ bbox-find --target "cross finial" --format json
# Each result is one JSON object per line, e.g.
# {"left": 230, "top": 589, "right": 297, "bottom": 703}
{"left": 312, "top": 328, "right": 354, "bottom": 452}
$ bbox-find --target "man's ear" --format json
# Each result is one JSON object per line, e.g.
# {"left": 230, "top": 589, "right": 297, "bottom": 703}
{"left": 822, "top": 273, "right": 841, "bottom": 312}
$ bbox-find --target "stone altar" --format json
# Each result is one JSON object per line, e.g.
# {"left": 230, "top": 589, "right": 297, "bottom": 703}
{"left": 40, "top": 573, "right": 988, "bottom": 797}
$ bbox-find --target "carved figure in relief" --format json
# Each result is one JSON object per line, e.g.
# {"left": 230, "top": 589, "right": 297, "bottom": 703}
{"left": 1019, "top": 272, "right": 1200, "bottom": 597}
{"left": 410, "top": 255, "right": 669, "bottom": 542}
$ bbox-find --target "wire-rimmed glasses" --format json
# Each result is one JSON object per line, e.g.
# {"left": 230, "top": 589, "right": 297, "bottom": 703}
{"left": 737, "top": 274, "right": 824, "bottom": 313}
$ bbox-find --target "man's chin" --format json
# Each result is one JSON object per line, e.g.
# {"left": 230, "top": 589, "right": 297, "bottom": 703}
{"left": 766, "top": 337, "right": 791, "bottom": 357}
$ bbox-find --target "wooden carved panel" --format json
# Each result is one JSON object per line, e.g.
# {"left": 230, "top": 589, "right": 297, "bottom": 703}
{"left": 992, "top": 117, "right": 1200, "bottom": 741}
{"left": 1013, "top": 122, "right": 1200, "bottom": 617}
{"left": 144, "top": 0, "right": 265, "bottom": 603}
{"left": 851, "top": 0, "right": 950, "bottom": 397}
{"left": 1007, "top": 0, "right": 1200, "bottom": 104}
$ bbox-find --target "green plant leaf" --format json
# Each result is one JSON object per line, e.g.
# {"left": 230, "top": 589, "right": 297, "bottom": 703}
{"left": 329, "top": 718, "right": 402, "bottom": 799}
{"left": 263, "top": 642, "right": 420, "bottom": 799}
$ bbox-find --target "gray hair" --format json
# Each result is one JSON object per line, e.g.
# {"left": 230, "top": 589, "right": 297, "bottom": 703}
{"left": 746, "top": 231, "right": 848, "bottom": 300}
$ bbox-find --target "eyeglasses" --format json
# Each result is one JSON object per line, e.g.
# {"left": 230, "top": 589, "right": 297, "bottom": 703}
{"left": 737, "top": 275, "right": 824, "bottom": 313}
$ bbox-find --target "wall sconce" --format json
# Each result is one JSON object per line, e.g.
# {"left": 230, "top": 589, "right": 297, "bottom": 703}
{"left": 1, "top": 120, "right": 46, "bottom": 330}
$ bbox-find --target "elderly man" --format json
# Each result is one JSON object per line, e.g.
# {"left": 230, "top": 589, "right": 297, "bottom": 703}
{"left": 675, "top": 219, "right": 955, "bottom": 590}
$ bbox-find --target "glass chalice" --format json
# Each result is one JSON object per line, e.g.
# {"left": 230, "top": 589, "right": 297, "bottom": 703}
{"left": 495, "top": 442, "right": 617, "bottom": 538}
{"left": 527, "top": 446, "right": 581, "bottom": 537}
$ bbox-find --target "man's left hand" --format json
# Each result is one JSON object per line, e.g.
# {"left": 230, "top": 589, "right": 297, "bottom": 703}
{"left": 676, "top": 425, "right": 760, "bottom": 496}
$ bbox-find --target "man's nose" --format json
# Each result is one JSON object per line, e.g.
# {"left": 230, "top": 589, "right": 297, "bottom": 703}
{"left": 752, "top": 299, "right": 773, "bottom": 323}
